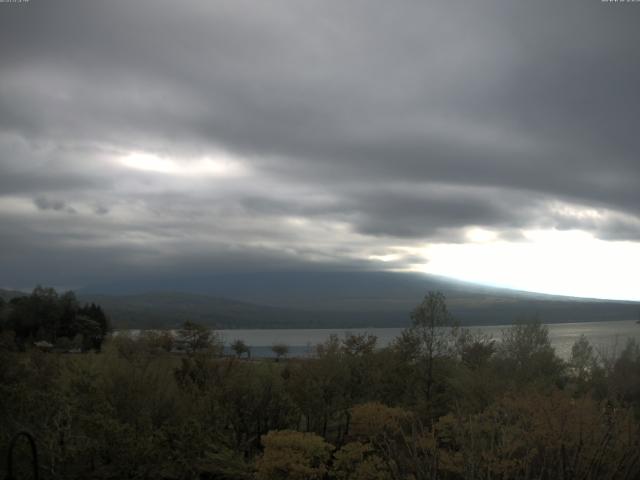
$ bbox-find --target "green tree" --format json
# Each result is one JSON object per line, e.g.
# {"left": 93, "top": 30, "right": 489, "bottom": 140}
{"left": 231, "top": 338, "right": 250, "bottom": 358}
{"left": 497, "top": 319, "right": 565, "bottom": 385}
{"left": 73, "top": 315, "right": 102, "bottom": 351}
{"left": 0, "top": 296, "right": 5, "bottom": 325}
{"left": 457, "top": 329, "right": 496, "bottom": 370}
{"left": 406, "top": 291, "right": 458, "bottom": 402}
{"left": 139, "top": 330, "right": 174, "bottom": 353}
{"left": 331, "top": 441, "right": 390, "bottom": 480}
{"left": 78, "top": 302, "right": 111, "bottom": 349}
{"left": 342, "top": 333, "right": 377, "bottom": 357}
{"left": 272, "top": 343, "right": 289, "bottom": 361}
{"left": 570, "top": 335, "right": 598, "bottom": 384}
{"left": 609, "top": 339, "right": 640, "bottom": 406}
{"left": 9, "top": 286, "right": 61, "bottom": 346}
{"left": 287, "top": 335, "right": 350, "bottom": 438}
{"left": 177, "top": 320, "right": 222, "bottom": 354}
{"left": 58, "top": 290, "right": 79, "bottom": 341}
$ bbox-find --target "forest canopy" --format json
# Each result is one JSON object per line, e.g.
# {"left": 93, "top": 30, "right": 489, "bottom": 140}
{"left": 2, "top": 290, "right": 640, "bottom": 480}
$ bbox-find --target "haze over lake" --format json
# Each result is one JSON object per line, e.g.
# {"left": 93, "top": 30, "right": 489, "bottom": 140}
{"left": 211, "top": 320, "right": 639, "bottom": 360}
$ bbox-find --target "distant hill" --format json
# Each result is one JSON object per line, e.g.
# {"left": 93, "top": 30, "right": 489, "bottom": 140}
{"left": 0, "top": 288, "right": 27, "bottom": 302}
{"left": 4, "top": 272, "right": 639, "bottom": 329}
{"left": 77, "top": 272, "right": 640, "bottom": 329}
{"left": 76, "top": 291, "right": 640, "bottom": 330}
{"left": 79, "top": 271, "right": 567, "bottom": 308}
{"left": 77, "top": 292, "right": 347, "bottom": 329}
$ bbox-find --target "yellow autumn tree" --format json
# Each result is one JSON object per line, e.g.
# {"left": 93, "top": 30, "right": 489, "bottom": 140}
{"left": 349, "top": 402, "right": 437, "bottom": 480}
{"left": 255, "top": 430, "right": 333, "bottom": 480}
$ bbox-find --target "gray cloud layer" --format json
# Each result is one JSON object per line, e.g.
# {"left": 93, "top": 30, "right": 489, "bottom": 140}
{"left": 1, "top": 0, "right": 639, "bottom": 288}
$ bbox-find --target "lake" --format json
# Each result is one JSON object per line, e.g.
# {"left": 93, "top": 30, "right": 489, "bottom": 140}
{"left": 217, "top": 320, "right": 640, "bottom": 359}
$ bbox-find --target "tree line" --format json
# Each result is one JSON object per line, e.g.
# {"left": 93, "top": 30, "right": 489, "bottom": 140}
{"left": 2, "top": 290, "right": 640, "bottom": 479}
{"left": 0, "top": 286, "right": 111, "bottom": 351}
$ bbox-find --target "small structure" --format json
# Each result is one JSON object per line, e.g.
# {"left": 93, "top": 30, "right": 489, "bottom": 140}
{"left": 33, "top": 340, "right": 53, "bottom": 352}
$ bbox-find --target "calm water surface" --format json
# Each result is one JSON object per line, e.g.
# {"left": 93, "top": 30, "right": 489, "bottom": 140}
{"left": 217, "top": 320, "right": 640, "bottom": 359}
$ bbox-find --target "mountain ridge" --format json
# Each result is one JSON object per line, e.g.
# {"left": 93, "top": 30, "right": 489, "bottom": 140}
{"left": 4, "top": 272, "right": 638, "bottom": 329}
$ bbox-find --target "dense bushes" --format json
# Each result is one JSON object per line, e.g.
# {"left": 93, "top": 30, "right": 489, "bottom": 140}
{"left": 2, "top": 292, "right": 640, "bottom": 479}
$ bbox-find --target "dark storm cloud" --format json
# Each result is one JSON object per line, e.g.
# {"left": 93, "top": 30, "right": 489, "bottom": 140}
{"left": 345, "top": 185, "right": 537, "bottom": 240}
{"left": 0, "top": 0, "right": 639, "bottom": 286}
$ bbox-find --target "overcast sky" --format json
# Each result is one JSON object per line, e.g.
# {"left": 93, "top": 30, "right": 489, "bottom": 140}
{"left": 1, "top": 0, "right": 639, "bottom": 299}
